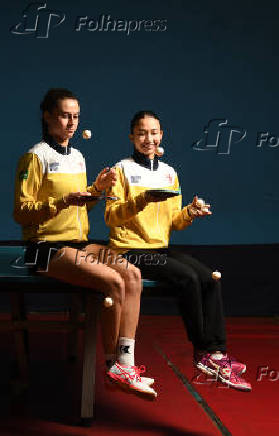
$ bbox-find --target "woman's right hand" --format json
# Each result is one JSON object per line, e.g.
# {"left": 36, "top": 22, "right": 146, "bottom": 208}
{"left": 94, "top": 167, "right": 117, "bottom": 192}
{"left": 63, "top": 192, "right": 91, "bottom": 206}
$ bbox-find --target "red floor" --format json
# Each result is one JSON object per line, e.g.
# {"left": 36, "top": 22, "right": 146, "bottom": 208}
{"left": 0, "top": 315, "right": 278, "bottom": 436}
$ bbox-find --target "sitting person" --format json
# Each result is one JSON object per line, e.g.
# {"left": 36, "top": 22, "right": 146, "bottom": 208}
{"left": 104, "top": 110, "right": 251, "bottom": 391}
{"left": 13, "top": 91, "right": 157, "bottom": 399}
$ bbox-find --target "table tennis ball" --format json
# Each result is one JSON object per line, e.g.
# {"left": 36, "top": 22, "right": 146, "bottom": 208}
{"left": 196, "top": 198, "right": 205, "bottom": 208}
{"left": 212, "top": 270, "right": 221, "bottom": 280}
{"left": 156, "top": 146, "right": 164, "bottom": 156}
{"left": 104, "top": 297, "right": 113, "bottom": 307}
{"left": 82, "top": 129, "right": 91, "bottom": 139}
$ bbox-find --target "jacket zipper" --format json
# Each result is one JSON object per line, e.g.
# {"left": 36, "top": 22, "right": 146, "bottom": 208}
{"left": 153, "top": 161, "right": 167, "bottom": 246}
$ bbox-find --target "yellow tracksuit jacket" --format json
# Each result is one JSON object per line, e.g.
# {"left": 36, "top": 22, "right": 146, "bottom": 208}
{"left": 14, "top": 141, "right": 99, "bottom": 241}
{"left": 105, "top": 156, "right": 193, "bottom": 250}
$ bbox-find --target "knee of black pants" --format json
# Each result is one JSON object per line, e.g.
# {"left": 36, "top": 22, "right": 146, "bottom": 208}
{"left": 207, "top": 278, "right": 222, "bottom": 295}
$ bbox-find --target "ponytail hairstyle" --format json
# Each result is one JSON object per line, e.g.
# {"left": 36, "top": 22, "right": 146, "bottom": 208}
{"left": 40, "top": 88, "right": 80, "bottom": 140}
{"left": 130, "top": 110, "right": 161, "bottom": 134}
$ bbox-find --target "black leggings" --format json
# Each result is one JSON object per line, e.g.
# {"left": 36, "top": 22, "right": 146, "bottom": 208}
{"left": 124, "top": 248, "right": 227, "bottom": 353}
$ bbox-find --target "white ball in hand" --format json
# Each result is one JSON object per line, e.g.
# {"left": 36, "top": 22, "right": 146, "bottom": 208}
{"left": 212, "top": 270, "right": 221, "bottom": 280}
{"left": 104, "top": 297, "right": 113, "bottom": 307}
{"left": 156, "top": 146, "right": 164, "bottom": 156}
{"left": 82, "top": 129, "right": 91, "bottom": 139}
{"left": 196, "top": 198, "right": 205, "bottom": 208}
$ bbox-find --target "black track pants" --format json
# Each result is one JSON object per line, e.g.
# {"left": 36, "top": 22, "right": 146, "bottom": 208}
{"left": 124, "top": 248, "right": 227, "bottom": 353}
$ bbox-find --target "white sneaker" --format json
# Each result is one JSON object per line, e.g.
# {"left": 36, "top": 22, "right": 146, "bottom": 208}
{"left": 107, "top": 363, "right": 157, "bottom": 400}
{"left": 141, "top": 376, "right": 155, "bottom": 386}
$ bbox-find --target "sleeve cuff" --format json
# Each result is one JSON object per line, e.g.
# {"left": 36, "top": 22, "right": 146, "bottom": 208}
{"left": 87, "top": 184, "right": 103, "bottom": 196}
{"left": 135, "top": 192, "right": 148, "bottom": 211}
{"left": 182, "top": 206, "right": 194, "bottom": 222}
{"left": 49, "top": 197, "right": 67, "bottom": 216}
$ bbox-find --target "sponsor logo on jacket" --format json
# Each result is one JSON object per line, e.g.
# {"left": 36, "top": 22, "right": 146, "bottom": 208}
{"left": 130, "top": 175, "right": 141, "bottom": 183}
{"left": 49, "top": 162, "right": 59, "bottom": 172}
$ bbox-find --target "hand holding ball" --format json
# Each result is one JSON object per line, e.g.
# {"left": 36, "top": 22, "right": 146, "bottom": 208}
{"left": 104, "top": 297, "right": 113, "bottom": 307}
{"left": 196, "top": 198, "right": 205, "bottom": 208}
{"left": 192, "top": 196, "right": 211, "bottom": 215}
{"left": 82, "top": 130, "right": 91, "bottom": 140}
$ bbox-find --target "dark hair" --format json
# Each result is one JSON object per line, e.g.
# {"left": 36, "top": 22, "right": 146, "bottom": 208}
{"left": 40, "top": 88, "right": 79, "bottom": 140}
{"left": 130, "top": 110, "right": 161, "bottom": 134}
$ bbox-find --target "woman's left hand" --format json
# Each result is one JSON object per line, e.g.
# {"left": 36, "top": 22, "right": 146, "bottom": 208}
{"left": 94, "top": 167, "right": 117, "bottom": 191}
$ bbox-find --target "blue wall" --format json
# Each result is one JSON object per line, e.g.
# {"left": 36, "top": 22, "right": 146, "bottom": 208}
{"left": 2, "top": 0, "right": 279, "bottom": 244}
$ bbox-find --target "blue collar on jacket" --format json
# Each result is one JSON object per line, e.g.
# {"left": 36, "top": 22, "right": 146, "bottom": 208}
{"left": 44, "top": 135, "right": 72, "bottom": 155}
{"left": 132, "top": 148, "right": 159, "bottom": 171}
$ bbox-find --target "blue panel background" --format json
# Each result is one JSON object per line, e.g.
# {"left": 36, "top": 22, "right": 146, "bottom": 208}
{"left": 1, "top": 0, "right": 279, "bottom": 244}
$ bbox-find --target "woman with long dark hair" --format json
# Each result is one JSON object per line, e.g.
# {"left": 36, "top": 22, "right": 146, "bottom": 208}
{"left": 14, "top": 91, "right": 157, "bottom": 399}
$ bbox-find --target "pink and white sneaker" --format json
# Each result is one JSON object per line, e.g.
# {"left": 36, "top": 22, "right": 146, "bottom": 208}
{"left": 107, "top": 362, "right": 157, "bottom": 399}
{"left": 194, "top": 351, "right": 246, "bottom": 374}
{"left": 225, "top": 354, "right": 246, "bottom": 375}
{"left": 194, "top": 353, "right": 251, "bottom": 391}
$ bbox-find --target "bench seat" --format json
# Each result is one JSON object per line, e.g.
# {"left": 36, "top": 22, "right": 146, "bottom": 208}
{"left": 0, "top": 244, "right": 160, "bottom": 425}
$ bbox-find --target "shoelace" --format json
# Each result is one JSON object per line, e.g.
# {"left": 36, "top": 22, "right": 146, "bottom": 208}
{"left": 218, "top": 358, "right": 245, "bottom": 382}
{"left": 212, "top": 354, "right": 233, "bottom": 367}
{"left": 131, "top": 365, "right": 146, "bottom": 382}
{"left": 115, "top": 363, "right": 146, "bottom": 383}
{"left": 218, "top": 354, "right": 245, "bottom": 368}
{"left": 221, "top": 367, "right": 246, "bottom": 383}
